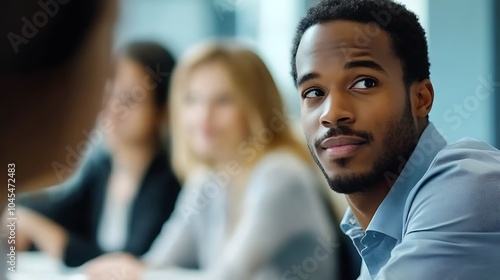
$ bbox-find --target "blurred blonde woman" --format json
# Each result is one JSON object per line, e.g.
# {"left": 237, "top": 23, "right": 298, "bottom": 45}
{"left": 86, "top": 42, "right": 339, "bottom": 280}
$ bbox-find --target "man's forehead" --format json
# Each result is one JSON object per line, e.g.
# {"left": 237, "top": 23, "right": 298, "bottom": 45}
{"left": 296, "top": 20, "right": 392, "bottom": 64}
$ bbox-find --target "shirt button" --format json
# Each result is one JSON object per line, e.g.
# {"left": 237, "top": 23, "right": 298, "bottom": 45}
{"left": 349, "top": 218, "right": 357, "bottom": 225}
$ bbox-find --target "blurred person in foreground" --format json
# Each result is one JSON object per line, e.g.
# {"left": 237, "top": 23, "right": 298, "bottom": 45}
{"left": 0, "top": 0, "right": 116, "bottom": 196}
{"left": 16, "top": 42, "right": 181, "bottom": 267}
{"left": 0, "top": 0, "right": 116, "bottom": 278}
{"left": 292, "top": 0, "right": 500, "bottom": 279}
{"left": 85, "top": 42, "right": 340, "bottom": 280}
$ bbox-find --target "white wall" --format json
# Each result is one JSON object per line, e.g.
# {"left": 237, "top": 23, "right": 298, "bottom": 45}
{"left": 427, "top": 0, "right": 495, "bottom": 144}
{"left": 115, "top": 0, "right": 217, "bottom": 57}
{"left": 235, "top": 0, "right": 304, "bottom": 117}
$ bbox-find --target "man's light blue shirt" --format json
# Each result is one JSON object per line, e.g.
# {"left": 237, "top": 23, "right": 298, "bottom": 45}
{"left": 341, "top": 123, "right": 500, "bottom": 280}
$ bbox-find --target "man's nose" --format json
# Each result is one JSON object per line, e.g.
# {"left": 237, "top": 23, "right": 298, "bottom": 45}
{"left": 319, "top": 90, "right": 356, "bottom": 128}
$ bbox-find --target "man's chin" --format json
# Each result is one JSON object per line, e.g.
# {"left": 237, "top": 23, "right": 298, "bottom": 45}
{"left": 321, "top": 159, "right": 369, "bottom": 174}
{"left": 322, "top": 169, "right": 383, "bottom": 194}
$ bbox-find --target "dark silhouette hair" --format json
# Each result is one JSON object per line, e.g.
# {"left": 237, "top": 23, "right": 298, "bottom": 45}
{"left": 0, "top": 0, "right": 102, "bottom": 77}
{"left": 123, "top": 42, "right": 176, "bottom": 109}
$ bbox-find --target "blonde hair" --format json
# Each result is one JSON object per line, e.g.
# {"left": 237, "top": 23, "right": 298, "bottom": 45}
{"left": 169, "top": 41, "right": 311, "bottom": 181}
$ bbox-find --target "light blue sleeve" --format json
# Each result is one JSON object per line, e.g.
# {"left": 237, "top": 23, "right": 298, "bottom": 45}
{"left": 375, "top": 144, "right": 500, "bottom": 280}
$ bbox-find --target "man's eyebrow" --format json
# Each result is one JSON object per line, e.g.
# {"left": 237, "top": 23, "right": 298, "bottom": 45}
{"left": 296, "top": 72, "right": 320, "bottom": 87}
{"left": 344, "top": 60, "right": 387, "bottom": 73}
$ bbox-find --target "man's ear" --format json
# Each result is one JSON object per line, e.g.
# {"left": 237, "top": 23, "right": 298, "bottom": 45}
{"left": 411, "top": 79, "right": 434, "bottom": 120}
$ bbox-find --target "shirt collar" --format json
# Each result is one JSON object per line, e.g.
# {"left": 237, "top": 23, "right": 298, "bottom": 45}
{"left": 341, "top": 123, "right": 447, "bottom": 241}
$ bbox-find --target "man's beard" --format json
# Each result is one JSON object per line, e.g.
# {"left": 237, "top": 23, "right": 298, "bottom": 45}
{"left": 307, "top": 101, "right": 418, "bottom": 194}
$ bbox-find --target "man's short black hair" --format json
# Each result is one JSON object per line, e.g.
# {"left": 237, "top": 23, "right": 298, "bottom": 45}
{"left": 291, "top": 0, "right": 430, "bottom": 87}
{"left": 0, "top": 0, "right": 102, "bottom": 77}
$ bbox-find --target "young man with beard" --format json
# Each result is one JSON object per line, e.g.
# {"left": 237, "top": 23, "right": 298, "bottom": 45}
{"left": 291, "top": 0, "right": 500, "bottom": 279}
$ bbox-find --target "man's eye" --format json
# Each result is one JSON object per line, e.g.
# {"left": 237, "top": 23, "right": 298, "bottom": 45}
{"left": 351, "top": 77, "right": 378, "bottom": 89}
{"left": 303, "top": 88, "right": 325, "bottom": 98}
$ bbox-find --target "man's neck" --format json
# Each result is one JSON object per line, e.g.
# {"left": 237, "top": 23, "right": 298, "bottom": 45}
{"left": 346, "top": 183, "right": 391, "bottom": 231}
{"left": 346, "top": 121, "right": 429, "bottom": 231}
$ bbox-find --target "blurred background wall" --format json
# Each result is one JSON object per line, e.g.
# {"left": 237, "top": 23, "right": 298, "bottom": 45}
{"left": 496, "top": 0, "right": 500, "bottom": 148}
{"left": 427, "top": 0, "right": 496, "bottom": 145}
{"left": 114, "top": 0, "right": 499, "bottom": 147}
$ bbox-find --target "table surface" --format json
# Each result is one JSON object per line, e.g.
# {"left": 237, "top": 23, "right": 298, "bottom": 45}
{"left": 7, "top": 252, "right": 87, "bottom": 280}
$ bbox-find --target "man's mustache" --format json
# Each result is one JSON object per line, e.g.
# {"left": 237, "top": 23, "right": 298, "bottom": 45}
{"left": 314, "top": 126, "right": 374, "bottom": 149}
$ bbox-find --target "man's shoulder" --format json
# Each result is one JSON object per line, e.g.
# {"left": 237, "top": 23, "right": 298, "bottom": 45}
{"left": 429, "top": 137, "right": 500, "bottom": 177}
{"left": 412, "top": 137, "right": 500, "bottom": 198}
{"left": 440, "top": 137, "right": 499, "bottom": 158}
{"left": 403, "top": 138, "right": 500, "bottom": 232}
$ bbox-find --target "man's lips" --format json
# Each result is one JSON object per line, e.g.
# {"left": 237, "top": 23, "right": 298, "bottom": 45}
{"left": 320, "top": 136, "right": 368, "bottom": 158}
{"left": 320, "top": 136, "right": 368, "bottom": 148}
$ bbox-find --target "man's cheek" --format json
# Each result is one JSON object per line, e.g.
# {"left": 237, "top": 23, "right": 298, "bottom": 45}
{"left": 300, "top": 113, "right": 312, "bottom": 132}
{"left": 301, "top": 122, "right": 315, "bottom": 140}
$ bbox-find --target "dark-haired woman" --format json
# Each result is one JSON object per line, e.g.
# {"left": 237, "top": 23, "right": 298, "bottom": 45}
{"left": 17, "top": 41, "right": 181, "bottom": 267}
